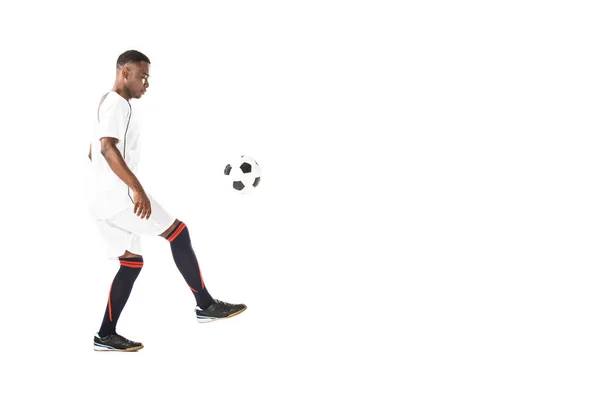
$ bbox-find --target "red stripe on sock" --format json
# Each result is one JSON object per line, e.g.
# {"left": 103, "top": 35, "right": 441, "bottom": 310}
{"left": 188, "top": 285, "right": 198, "bottom": 293}
{"left": 120, "top": 261, "right": 144, "bottom": 268}
{"left": 108, "top": 281, "right": 114, "bottom": 322}
{"left": 168, "top": 222, "right": 187, "bottom": 242}
{"left": 196, "top": 258, "right": 205, "bottom": 289}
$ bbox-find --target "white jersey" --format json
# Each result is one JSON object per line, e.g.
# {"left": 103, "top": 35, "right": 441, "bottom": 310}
{"left": 87, "top": 91, "right": 142, "bottom": 219}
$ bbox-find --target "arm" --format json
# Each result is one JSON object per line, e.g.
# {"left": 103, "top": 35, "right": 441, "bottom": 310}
{"left": 100, "top": 137, "right": 144, "bottom": 193}
{"left": 100, "top": 137, "right": 151, "bottom": 219}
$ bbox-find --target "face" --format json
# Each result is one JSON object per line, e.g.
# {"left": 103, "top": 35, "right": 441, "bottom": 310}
{"left": 123, "top": 61, "right": 150, "bottom": 99}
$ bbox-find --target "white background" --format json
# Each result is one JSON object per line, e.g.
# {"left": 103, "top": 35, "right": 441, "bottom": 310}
{"left": 0, "top": 0, "right": 599, "bottom": 398}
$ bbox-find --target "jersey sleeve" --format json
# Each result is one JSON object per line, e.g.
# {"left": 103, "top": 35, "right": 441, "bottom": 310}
{"left": 96, "top": 97, "right": 130, "bottom": 143}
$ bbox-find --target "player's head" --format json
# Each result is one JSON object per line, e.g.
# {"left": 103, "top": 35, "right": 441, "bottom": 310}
{"left": 116, "top": 50, "right": 151, "bottom": 99}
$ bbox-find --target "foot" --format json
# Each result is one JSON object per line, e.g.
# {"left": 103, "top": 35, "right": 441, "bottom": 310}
{"left": 195, "top": 299, "right": 247, "bottom": 323}
{"left": 93, "top": 333, "right": 144, "bottom": 352}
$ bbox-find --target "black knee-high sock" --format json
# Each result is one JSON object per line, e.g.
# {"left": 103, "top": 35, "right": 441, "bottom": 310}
{"left": 98, "top": 257, "right": 143, "bottom": 337}
{"left": 166, "top": 221, "right": 214, "bottom": 309}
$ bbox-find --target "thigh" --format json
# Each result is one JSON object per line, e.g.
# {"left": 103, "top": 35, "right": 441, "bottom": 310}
{"left": 95, "top": 220, "right": 143, "bottom": 260}
{"left": 107, "top": 194, "right": 176, "bottom": 237}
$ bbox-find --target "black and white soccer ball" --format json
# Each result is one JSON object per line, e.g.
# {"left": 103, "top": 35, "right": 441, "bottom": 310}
{"left": 224, "top": 155, "right": 261, "bottom": 194}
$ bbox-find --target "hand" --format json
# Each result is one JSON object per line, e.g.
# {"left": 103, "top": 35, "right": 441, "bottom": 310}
{"left": 133, "top": 189, "right": 152, "bottom": 219}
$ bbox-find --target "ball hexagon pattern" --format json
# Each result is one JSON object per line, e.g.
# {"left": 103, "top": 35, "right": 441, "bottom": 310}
{"left": 224, "top": 155, "right": 261, "bottom": 194}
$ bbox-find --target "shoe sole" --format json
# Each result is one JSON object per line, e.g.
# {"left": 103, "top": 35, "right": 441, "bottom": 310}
{"left": 94, "top": 343, "right": 144, "bottom": 352}
{"left": 196, "top": 305, "right": 247, "bottom": 323}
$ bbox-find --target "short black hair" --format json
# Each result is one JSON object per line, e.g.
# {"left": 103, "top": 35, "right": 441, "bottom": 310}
{"left": 116, "top": 50, "right": 150, "bottom": 69}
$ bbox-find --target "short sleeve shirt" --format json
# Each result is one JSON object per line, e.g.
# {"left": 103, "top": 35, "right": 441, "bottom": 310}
{"left": 87, "top": 91, "right": 142, "bottom": 219}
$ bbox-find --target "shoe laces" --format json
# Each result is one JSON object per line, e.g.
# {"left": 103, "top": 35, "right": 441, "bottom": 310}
{"left": 214, "top": 299, "right": 232, "bottom": 309}
{"left": 113, "top": 333, "right": 133, "bottom": 344}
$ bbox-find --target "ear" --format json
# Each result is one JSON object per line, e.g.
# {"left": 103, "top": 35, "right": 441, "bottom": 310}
{"left": 120, "top": 66, "right": 129, "bottom": 80}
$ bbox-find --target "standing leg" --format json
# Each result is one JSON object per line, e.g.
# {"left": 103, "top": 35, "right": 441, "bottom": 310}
{"left": 94, "top": 250, "right": 144, "bottom": 352}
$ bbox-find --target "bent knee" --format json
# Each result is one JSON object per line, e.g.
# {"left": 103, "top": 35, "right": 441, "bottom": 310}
{"left": 160, "top": 219, "right": 182, "bottom": 239}
{"left": 120, "top": 250, "right": 143, "bottom": 259}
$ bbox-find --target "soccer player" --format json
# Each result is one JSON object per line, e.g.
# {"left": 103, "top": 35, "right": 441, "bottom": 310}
{"left": 88, "top": 50, "right": 246, "bottom": 352}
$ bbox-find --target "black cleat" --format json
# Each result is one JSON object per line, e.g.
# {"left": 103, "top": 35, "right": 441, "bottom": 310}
{"left": 93, "top": 333, "right": 144, "bottom": 352}
{"left": 195, "top": 299, "right": 247, "bottom": 323}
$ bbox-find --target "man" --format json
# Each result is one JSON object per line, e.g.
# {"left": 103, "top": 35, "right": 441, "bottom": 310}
{"left": 88, "top": 50, "right": 246, "bottom": 352}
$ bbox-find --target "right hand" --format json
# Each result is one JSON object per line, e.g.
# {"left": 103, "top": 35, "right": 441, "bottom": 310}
{"left": 133, "top": 189, "right": 152, "bottom": 219}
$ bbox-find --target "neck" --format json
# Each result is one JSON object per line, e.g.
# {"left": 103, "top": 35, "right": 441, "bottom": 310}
{"left": 112, "top": 83, "right": 131, "bottom": 101}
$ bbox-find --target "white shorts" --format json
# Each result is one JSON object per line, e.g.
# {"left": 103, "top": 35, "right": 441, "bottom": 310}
{"left": 93, "top": 194, "right": 176, "bottom": 259}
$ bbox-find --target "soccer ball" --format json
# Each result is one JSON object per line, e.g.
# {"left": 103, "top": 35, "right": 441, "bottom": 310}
{"left": 224, "top": 155, "right": 261, "bottom": 194}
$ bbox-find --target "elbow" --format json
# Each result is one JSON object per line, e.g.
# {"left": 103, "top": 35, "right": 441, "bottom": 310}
{"left": 100, "top": 148, "right": 111, "bottom": 160}
{"left": 100, "top": 144, "right": 111, "bottom": 158}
